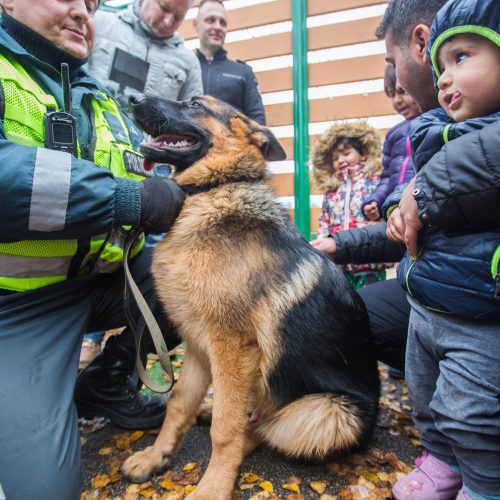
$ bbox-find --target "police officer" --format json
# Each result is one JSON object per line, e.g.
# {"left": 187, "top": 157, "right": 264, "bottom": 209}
{"left": 0, "top": 0, "right": 184, "bottom": 498}
{"left": 194, "top": 0, "right": 266, "bottom": 125}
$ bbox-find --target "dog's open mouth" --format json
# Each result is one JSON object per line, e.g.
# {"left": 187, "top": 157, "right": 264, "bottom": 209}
{"left": 144, "top": 134, "right": 199, "bottom": 153}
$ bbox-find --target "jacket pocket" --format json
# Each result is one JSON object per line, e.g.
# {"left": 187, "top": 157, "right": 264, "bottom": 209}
{"left": 158, "top": 62, "right": 187, "bottom": 100}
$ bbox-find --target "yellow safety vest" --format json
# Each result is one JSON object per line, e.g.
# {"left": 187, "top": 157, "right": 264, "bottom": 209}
{"left": 0, "top": 51, "right": 145, "bottom": 292}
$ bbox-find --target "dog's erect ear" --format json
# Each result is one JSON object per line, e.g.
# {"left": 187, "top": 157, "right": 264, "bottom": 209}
{"left": 251, "top": 128, "right": 287, "bottom": 162}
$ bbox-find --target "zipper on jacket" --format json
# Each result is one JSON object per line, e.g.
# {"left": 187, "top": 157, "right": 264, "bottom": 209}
{"left": 80, "top": 93, "right": 97, "bottom": 161}
{"left": 0, "top": 81, "right": 4, "bottom": 121}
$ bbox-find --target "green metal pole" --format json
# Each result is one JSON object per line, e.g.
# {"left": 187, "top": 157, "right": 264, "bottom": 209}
{"left": 291, "top": 0, "right": 310, "bottom": 239}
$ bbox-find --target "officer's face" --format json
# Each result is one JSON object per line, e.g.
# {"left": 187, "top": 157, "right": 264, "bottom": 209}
{"left": 140, "top": 0, "right": 190, "bottom": 39}
{"left": 0, "top": 0, "right": 97, "bottom": 60}
{"left": 194, "top": 1, "right": 227, "bottom": 52}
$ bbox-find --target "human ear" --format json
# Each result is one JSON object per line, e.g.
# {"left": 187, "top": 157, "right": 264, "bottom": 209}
{"left": 410, "top": 24, "right": 431, "bottom": 64}
{"left": 0, "top": 0, "right": 14, "bottom": 13}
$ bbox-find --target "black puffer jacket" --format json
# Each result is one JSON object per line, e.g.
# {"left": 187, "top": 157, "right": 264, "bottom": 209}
{"left": 196, "top": 48, "right": 266, "bottom": 125}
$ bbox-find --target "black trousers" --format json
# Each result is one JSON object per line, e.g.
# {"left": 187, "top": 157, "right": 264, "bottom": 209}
{"left": 358, "top": 278, "right": 410, "bottom": 372}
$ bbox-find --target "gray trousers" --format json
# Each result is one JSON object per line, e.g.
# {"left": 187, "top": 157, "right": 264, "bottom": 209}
{"left": 406, "top": 297, "right": 500, "bottom": 496}
{"left": 0, "top": 248, "right": 178, "bottom": 500}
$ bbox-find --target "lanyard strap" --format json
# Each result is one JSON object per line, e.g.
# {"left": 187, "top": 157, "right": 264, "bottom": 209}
{"left": 123, "top": 231, "right": 174, "bottom": 393}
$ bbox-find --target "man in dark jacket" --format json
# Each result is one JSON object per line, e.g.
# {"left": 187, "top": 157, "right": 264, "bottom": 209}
{"left": 0, "top": 0, "right": 184, "bottom": 497}
{"left": 193, "top": 0, "right": 266, "bottom": 125}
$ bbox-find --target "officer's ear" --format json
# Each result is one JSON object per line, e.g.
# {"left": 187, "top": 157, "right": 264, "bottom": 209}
{"left": 0, "top": 0, "right": 13, "bottom": 14}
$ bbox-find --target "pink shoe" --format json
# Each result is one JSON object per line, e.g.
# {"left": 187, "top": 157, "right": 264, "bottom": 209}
{"left": 455, "top": 487, "right": 473, "bottom": 499}
{"left": 392, "top": 450, "right": 463, "bottom": 499}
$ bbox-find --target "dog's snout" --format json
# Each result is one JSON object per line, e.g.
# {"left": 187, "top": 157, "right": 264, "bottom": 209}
{"left": 128, "top": 95, "right": 146, "bottom": 108}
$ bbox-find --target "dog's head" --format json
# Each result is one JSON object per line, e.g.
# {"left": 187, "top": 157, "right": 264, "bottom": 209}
{"left": 129, "top": 95, "right": 286, "bottom": 187}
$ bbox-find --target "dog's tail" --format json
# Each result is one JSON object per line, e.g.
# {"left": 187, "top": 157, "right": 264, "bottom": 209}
{"left": 256, "top": 394, "right": 363, "bottom": 459}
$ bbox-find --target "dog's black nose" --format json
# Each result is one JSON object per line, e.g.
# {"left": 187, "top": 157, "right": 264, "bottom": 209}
{"left": 128, "top": 95, "right": 146, "bottom": 109}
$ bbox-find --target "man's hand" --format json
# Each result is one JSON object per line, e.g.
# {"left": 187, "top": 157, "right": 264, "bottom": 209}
{"left": 363, "top": 201, "right": 380, "bottom": 221}
{"left": 399, "top": 178, "right": 423, "bottom": 258}
{"left": 386, "top": 207, "right": 405, "bottom": 243}
{"left": 310, "top": 237, "right": 336, "bottom": 259}
{"left": 139, "top": 177, "right": 185, "bottom": 233}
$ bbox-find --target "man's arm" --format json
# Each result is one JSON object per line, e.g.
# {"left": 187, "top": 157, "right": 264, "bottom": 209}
{"left": 311, "top": 223, "right": 405, "bottom": 264}
{"left": 242, "top": 66, "right": 266, "bottom": 125}
{"left": 178, "top": 53, "right": 204, "bottom": 101}
{"left": 0, "top": 129, "right": 183, "bottom": 241}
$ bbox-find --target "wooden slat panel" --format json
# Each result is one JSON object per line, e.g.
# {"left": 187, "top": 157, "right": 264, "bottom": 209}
{"left": 310, "top": 207, "right": 322, "bottom": 233}
{"left": 309, "top": 0, "right": 386, "bottom": 16}
{"left": 270, "top": 173, "right": 323, "bottom": 196}
{"left": 265, "top": 92, "right": 393, "bottom": 127}
{"left": 223, "top": 16, "right": 381, "bottom": 62}
{"left": 257, "top": 53, "right": 386, "bottom": 93}
{"left": 182, "top": 0, "right": 384, "bottom": 41}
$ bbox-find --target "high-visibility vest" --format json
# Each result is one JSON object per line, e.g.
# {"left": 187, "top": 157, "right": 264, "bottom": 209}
{"left": 0, "top": 51, "right": 145, "bottom": 292}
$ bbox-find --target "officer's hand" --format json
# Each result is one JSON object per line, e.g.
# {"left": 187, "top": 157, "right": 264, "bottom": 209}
{"left": 139, "top": 177, "right": 185, "bottom": 233}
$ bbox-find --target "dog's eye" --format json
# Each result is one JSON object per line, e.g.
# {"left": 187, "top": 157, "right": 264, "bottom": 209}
{"left": 189, "top": 100, "right": 202, "bottom": 107}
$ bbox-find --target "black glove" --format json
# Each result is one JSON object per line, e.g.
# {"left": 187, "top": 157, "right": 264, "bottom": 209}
{"left": 139, "top": 177, "right": 185, "bottom": 233}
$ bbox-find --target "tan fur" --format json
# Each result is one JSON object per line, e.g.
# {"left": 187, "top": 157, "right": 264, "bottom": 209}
{"left": 256, "top": 394, "right": 362, "bottom": 459}
{"left": 121, "top": 105, "right": 366, "bottom": 500}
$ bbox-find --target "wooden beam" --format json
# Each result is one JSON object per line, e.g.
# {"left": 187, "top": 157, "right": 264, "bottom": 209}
{"left": 256, "top": 53, "right": 386, "bottom": 93}
{"left": 265, "top": 91, "right": 394, "bottom": 127}
{"left": 219, "top": 16, "right": 382, "bottom": 62}
{"left": 181, "top": 0, "right": 384, "bottom": 41}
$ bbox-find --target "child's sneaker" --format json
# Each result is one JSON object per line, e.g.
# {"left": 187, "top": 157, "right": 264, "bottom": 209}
{"left": 392, "top": 450, "right": 463, "bottom": 499}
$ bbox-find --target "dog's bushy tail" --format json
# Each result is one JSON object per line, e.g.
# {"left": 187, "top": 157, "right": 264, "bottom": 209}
{"left": 256, "top": 394, "right": 363, "bottom": 459}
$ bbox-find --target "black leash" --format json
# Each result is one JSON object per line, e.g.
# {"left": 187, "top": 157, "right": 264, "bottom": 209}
{"left": 123, "top": 230, "right": 174, "bottom": 394}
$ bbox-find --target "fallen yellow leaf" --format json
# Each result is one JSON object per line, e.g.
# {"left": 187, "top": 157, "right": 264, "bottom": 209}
{"left": 129, "top": 430, "right": 144, "bottom": 442}
{"left": 259, "top": 480, "right": 274, "bottom": 492}
{"left": 309, "top": 481, "right": 328, "bottom": 494}
{"left": 183, "top": 461, "right": 198, "bottom": 472}
{"left": 138, "top": 487, "right": 156, "bottom": 498}
{"left": 360, "top": 470, "right": 380, "bottom": 483}
{"left": 282, "top": 482, "right": 300, "bottom": 493}
{"left": 97, "top": 447, "right": 113, "bottom": 456}
{"left": 185, "top": 485, "right": 196, "bottom": 493}
{"left": 91, "top": 473, "right": 110, "bottom": 489}
{"left": 159, "top": 479, "right": 175, "bottom": 490}
{"left": 240, "top": 472, "right": 262, "bottom": 483}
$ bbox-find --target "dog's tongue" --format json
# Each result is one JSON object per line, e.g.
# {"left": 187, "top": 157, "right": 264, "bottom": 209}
{"left": 143, "top": 159, "right": 155, "bottom": 172}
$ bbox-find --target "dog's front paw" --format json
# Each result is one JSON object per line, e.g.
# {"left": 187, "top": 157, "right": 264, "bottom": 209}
{"left": 121, "top": 446, "right": 172, "bottom": 483}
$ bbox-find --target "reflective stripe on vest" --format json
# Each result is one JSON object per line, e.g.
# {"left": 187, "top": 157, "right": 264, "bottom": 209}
{"left": 0, "top": 52, "right": 144, "bottom": 292}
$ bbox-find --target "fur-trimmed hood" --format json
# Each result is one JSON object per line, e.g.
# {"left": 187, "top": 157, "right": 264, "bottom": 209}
{"left": 310, "top": 121, "right": 382, "bottom": 192}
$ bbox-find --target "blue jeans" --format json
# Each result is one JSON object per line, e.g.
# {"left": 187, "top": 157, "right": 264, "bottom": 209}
{"left": 406, "top": 297, "right": 500, "bottom": 496}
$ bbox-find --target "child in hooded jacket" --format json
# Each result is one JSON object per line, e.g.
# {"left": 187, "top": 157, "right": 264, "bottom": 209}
{"left": 310, "top": 121, "right": 386, "bottom": 288}
{"left": 389, "top": 1, "right": 500, "bottom": 499}
{"left": 362, "top": 64, "right": 419, "bottom": 221}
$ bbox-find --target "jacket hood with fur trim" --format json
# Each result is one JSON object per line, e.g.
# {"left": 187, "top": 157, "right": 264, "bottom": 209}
{"left": 310, "top": 121, "right": 382, "bottom": 193}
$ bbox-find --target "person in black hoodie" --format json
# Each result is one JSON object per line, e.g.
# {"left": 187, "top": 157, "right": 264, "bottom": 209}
{"left": 193, "top": 0, "right": 266, "bottom": 125}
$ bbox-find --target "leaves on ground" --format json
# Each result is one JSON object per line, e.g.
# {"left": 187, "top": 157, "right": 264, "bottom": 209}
{"left": 81, "top": 363, "right": 420, "bottom": 499}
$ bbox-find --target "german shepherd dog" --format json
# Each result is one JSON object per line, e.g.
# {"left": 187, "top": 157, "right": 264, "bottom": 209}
{"left": 122, "top": 95, "right": 380, "bottom": 499}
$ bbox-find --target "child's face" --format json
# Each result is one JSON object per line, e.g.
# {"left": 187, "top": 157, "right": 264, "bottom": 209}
{"left": 331, "top": 142, "right": 365, "bottom": 172}
{"left": 386, "top": 82, "right": 420, "bottom": 120}
{"left": 437, "top": 34, "right": 500, "bottom": 122}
